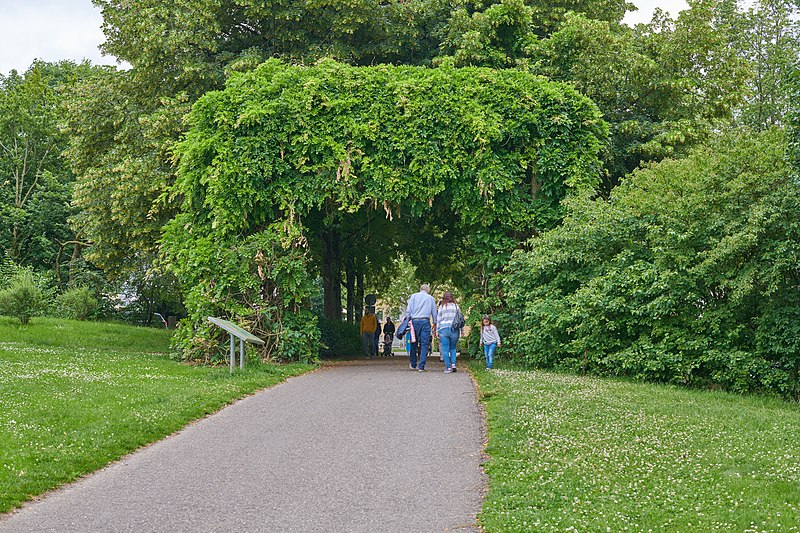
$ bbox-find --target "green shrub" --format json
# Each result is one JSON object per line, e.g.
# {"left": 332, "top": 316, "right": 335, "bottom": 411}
{"left": 0, "top": 270, "right": 46, "bottom": 325}
{"left": 56, "top": 287, "right": 98, "bottom": 320}
{"left": 168, "top": 222, "right": 319, "bottom": 364}
{"left": 504, "top": 128, "right": 800, "bottom": 399}
{"left": 318, "top": 317, "right": 362, "bottom": 359}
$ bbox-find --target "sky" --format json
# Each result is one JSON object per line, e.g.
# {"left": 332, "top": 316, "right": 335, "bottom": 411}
{"left": 0, "top": 0, "right": 690, "bottom": 76}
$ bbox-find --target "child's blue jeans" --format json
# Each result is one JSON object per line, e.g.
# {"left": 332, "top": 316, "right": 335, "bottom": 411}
{"left": 483, "top": 342, "right": 497, "bottom": 369}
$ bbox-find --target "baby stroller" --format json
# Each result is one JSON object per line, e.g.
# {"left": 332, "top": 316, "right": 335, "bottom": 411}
{"left": 383, "top": 333, "right": 393, "bottom": 356}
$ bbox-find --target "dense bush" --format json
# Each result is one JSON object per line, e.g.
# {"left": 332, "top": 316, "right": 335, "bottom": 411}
{"left": 318, "top": 317, "right": 362, "bottom": 359}
{"left": 56, "top": 287, "right": 98, "bottom": 320}
{"left": 167, "top": 221, "right": 320, "bottom": 364}
{"left": 0, "top": 269, "right": 47, "bottom": 325}
{"left": 504, "top": 128, "right": 800, "bottom": 398}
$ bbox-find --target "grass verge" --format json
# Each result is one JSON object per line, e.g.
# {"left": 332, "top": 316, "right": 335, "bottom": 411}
{"left": 470, "top": 363, "right": 800, "bottom": 532}
{"left": 0, "top": 317, "right": 313, "bottom": 513}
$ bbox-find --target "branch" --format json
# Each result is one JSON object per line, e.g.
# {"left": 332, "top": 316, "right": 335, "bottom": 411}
{"left": 57, "top": 239, "right": 93, "bottom": 247}
{"left": 20, "top": 141, "right": 53, "bottom": 208}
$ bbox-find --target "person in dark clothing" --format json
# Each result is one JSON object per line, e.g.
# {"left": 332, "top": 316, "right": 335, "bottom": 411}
{"left": 383, "top": 317, "right": 396, "bottom": 356}
{"left": 374, "top": 318, "right": 381, "bottom": 357}
{"left": 383, "top": 317, "right": 396, "bottom": 338}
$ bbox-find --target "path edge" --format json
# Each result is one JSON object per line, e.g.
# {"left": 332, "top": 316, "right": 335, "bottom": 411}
{"left": 0, "top": 365, "right": 322, "bottom": 520}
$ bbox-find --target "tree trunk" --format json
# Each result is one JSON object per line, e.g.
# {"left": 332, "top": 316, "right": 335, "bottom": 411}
{"left": 54, "top": 242, "right": 64, "bottom": 287}
{"left": 355, "top": 271, "right": 364, "bottom": 321}
{"left": 345, "top": 257, "right": 355, "bottom": 323}
{"left": 321, "top": 227, "right": 343, "bottom": 321}
{"left": 68, "top": 242, "right": 82, "bottom": 288}
{"left": 146, "top": 281, "right": 156, "bottom": 324}
{"left": 10, "top": 225, "right": 19, "bottom": 260}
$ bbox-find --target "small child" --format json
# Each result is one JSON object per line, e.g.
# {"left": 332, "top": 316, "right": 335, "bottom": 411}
{"left": 479, "top": 314, "right": 501, "bottom": 370}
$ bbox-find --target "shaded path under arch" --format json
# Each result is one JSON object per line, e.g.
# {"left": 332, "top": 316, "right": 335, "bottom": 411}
{"left": 0, "top": 358, "right": 484, "bottom": 532}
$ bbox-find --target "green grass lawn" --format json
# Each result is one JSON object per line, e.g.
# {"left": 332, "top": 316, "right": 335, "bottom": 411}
{"left": 0, "top": 317, "right": 313, "bottom": 513}
{"left": 471, "top": 364, "right": 800, "bottom": 532}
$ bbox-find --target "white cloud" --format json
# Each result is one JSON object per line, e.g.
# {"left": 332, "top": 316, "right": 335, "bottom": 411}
{"left": 0, "top": 0, "right": 120, "bottom": 75}
{"left": 623, "top": 0, "right": 690, "bottom": 26}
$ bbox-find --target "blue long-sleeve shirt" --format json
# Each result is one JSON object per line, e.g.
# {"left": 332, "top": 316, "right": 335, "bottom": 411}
{"left": 406, "top": 291, "right": 437, "bottom": 326}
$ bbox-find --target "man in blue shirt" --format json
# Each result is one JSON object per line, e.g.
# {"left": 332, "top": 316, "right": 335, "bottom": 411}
{"left": 405, "top": 283, "right": 437, "bottom": 371}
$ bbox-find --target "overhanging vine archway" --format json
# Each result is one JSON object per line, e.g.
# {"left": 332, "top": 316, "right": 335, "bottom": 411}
{"left": 164, "top": 59, "right": 607, "bottom": 362}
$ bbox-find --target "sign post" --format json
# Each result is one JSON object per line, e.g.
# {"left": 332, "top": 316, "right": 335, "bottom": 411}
{"left": 208, "top": 317, "right": 266, "bottom": 372}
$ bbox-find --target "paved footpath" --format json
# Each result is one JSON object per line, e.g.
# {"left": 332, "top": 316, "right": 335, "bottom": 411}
{"left": 0, "top": 357, "right": 485, "bottom": 532}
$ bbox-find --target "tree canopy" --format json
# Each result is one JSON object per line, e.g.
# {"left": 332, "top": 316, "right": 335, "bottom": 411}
{"left": 165, "top": 59, "right": 606, "bottom": 360}
{"left": 70, "top": 0, "right": 798, "bottom": 280}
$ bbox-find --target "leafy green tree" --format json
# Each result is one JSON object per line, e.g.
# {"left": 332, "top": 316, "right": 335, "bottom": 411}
{"left": 0, "top": 61, "right": 96, "bottom": 279}
{"left": 68, "top": 0, "right": 457, "bottom": 307}
{"left": 439, "top": 0, "right": 780, "bottom": 184}
{"left": 95, "top": 0, "right": 452, "bottom": 87}
{"left": 439, "top": 0, "right": 632, "bottom": 67}
{"left": 63, "top": 67, "right": 182, "bottom": 277}
{"left": 531, "top": 3, "right": 748, "bottom": 184}
{"left": 0, "top": 64, "right": 66, "bottom": 265}
{"left": 789, "top": 65, "right": 800, "bottom": 170}
{"left": 719, "top": 0, "right": 800, "bottom": 129}
{"left": 60, "top": 65, "right": 188, "bottom": 325}
{"left": 165, "top": 60, "right": 606, "bottom": 360}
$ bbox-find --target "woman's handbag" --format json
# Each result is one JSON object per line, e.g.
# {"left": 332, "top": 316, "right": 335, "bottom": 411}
{"left": 451, "top": 305, "right": 465, "bottom": 331}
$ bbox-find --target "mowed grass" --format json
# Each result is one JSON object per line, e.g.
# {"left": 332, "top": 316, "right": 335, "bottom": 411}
{"left": 0, "top": 317, "right": 313, "bottom": 513}
{"left": 471, "top": 365, "right": 800, "bottom": 532}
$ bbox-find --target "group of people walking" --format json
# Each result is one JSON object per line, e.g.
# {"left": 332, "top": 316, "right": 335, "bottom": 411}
{"left": 398, "top": 283, "right": 502, "bottom": 372}
{"left": 359, "top": 310, "right": 395, "bottom": 358}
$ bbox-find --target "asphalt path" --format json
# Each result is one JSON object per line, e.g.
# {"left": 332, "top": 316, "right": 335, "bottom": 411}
{"left": 0, "top": 357, "right": 485, "bottom": 532}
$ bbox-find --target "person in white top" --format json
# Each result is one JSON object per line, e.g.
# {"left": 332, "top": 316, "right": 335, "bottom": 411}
{"left": 479, "top": 314, "right": 501, "bottom": 370}
{"left": 405, "top": 283, "right": 437, "bottom": 371}
{"left": 435, "top": 291, "right": 461, "bottom": 373}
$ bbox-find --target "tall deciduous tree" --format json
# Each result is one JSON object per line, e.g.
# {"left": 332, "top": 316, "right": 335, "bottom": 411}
{"left": 0, "top": 61, "right": 93, "bottom": 278}
{"left": 719, "top": 0, "right": 800, "bottom": 129}
{"left": 439, "top": 0, "right": 633, "bottom": 67}
{"left": 94, "top": 0, "right": 453, "bottom": 93}
{"left": 533, "top": 5, "right": 749, "bottom": 184}
{"left": 61, "top": 66, "right": 187, "bottom": 322}
{"left": 63, "top": 67, "right": 183, "bottom": 277}
{"left": 165, "top": 60, "right": 606, "bottom": 359}
{"left": 789, "top": 65, "right": 800, "bottom": 170}
{"left": 439, "top": 0, "right": 791, "bottom": 184}
{"left": 68, "top": 0, "right": 457, "bottom": 305}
